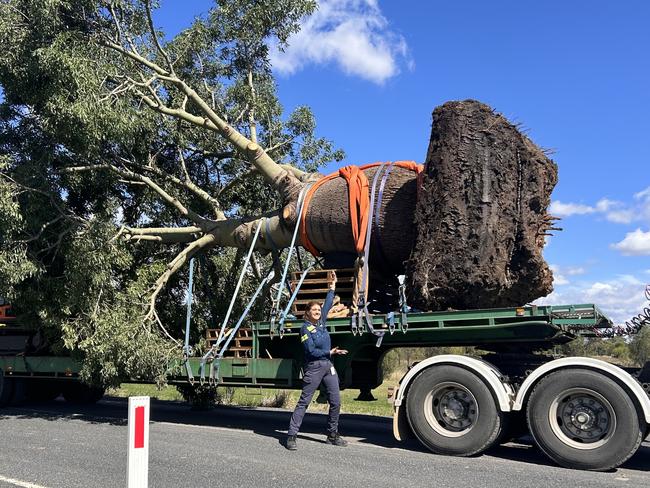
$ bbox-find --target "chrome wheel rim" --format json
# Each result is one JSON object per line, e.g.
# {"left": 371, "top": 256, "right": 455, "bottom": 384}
{"left": 423, "top": 381, "right": 478, "bottom": 438}
{"left": 548, "top": 387, "right": 616, "bottom": 450}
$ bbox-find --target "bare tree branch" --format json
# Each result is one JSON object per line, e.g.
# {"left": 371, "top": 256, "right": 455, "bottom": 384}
{"left": 62, "top": 163, "right": 214, "bottom": 226}
{"left": 144, "top": 230, "right": 219, "bottom": 321}
{"left": 0, "top": 172, "right": 86, "bottom": 224}
{"left": 108, "top": 2, "right": 123, "bottom": 42}
{"left": 120, "top": 157, "right": 225, "bottom": 220}
{"left": 144, "top": 0, "right": 175, "bottom": 74}
{"left": 114, "top": 225, "right": 203, "bottom": 244}
{"left": 16, "top": 215, "right": 64, "bottom": 244}
{"left": 102, "top": 40, "right": 293, "bottom": 188}
{"left": 247, "top": 69, "right": 257, "bottom": 144}
{"left": 177, "top": 148, "right": 190, "bottom": 182}
{"left": 267, "top": 137, "right": 296, "bottom": 154}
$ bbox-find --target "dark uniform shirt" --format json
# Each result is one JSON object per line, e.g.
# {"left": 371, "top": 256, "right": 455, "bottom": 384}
{"left": 300, "top": 289, "right": 335, "bottom": 363}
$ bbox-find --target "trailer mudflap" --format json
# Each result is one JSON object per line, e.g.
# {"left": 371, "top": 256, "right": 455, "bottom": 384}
{"left": 393, "top": 404, "right": 414, "bottom": 441}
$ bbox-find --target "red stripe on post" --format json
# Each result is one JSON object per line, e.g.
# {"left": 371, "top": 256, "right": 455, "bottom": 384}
{"left": 134, "top": 406, "right": 145, "bottom": 448}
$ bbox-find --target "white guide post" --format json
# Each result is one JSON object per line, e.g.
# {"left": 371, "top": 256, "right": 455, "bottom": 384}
{"left": 127, "top": 396, "right": 150, "bottom": 488}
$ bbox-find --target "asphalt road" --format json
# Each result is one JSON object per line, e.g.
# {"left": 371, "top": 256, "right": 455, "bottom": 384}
{"left": 0, "top": 397, "right": 648, "bottom": 488}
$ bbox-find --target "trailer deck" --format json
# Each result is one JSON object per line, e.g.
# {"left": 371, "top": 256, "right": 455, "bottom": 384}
{"left": 1, "top": 303, "right": 612, "bottom": 389}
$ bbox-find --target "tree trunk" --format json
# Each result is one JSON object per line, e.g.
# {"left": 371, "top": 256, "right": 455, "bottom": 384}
{"left": 297, "top": 100, "right": 557, "bottom": 312}
{"left": 134, "top": 100, "right": 556, "bottom": 314}
{"left": 302, "top": 165, "right": 418, "bottom": 271}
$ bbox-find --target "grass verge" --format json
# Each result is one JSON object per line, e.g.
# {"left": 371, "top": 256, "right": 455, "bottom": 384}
{"left": 107, "top": 380, "right": 397, "bottom": 417}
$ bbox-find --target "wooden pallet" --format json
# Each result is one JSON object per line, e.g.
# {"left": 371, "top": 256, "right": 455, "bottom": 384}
{"left": 289, "top": 268, "right": 356, "bottom": 318}
{"left": 205, "top": 327, "right": 253, "bottom": 358}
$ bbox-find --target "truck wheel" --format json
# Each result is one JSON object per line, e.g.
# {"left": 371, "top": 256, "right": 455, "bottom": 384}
{"left": 25, "top": 380, "right": 61, "bottom": 402}
{"left": 405, "top": 365, "right": 504, "bottom": 456}
{"left": 526, "top": 369, "right": 644, "bottom": 471}
{"left": 0, "top": 371, "right": 14, "bottom": 407}
{"left": 9, "top": 378, "right": 27, "bottom": 405}
{"left": 62, "top": 383, "right": 105, "bottom": 404}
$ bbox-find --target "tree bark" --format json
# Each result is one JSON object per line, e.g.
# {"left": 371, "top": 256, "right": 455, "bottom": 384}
{"left": 405, "top": 100, "right": 557, "bottom": 310}
{"left": 302, "top": 165, "right": 418, "bottom": 271}
{"left": 100, "top": 99, "right": 557, "bottom": 315}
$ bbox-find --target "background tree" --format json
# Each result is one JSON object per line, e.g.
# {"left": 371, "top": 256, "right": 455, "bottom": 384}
{"left": 0, "top": 0, "right": 343, "bottom": 385}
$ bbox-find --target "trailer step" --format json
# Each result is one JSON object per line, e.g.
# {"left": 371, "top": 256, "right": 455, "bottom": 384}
{"left": 205, "top": 328, "right": 253, "bottom": 358}
{"left": 289, "top": 268, "right": 355, "bottom": 317}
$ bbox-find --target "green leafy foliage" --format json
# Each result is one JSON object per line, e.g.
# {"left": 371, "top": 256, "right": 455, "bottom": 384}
{"left": 0, "top": 0, "right": 343, "bottom": 386}
{"left": 630, "top": 327, "right": 650, "bottom": 366}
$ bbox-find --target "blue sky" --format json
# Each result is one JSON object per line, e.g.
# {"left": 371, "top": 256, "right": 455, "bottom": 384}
{"left": 156, "top": 1, "right": 649, "bottom": 323}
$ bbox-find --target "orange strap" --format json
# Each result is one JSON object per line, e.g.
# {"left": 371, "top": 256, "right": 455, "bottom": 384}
{"left": 299, "top": 161, "right": 424, "bottom": 257}
{"left": 339, "top": 166, "right": 370, "bottom": 254}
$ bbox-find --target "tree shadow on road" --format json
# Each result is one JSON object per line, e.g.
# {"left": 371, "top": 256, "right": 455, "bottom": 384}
{"left": 0, "top": 397, "right": 128, "bottom": 426}
{"left": 2, "top": 396, "right": 648, "bottom": 473}
{"left": 486, "top": 438, "right": 650, "bottom": 473}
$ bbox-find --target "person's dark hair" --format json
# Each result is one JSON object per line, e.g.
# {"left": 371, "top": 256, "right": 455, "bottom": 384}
{"left": 303, "top": 300, "right": 321, "bottom": 317}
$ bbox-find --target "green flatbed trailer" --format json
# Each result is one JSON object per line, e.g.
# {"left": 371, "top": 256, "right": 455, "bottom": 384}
{"left": 0, "top": 303, "right": 608, "bottom": 387}
{"left": 2, "top": 303, "right": 649, "bottom": 471}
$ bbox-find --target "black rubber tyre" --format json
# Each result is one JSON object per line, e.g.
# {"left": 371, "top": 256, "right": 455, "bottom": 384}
{"left": 526, "top": 369, "right": 644, "bottom": 471}
{"left": 0, "top": 371, "right": 14, "bottom": 407}
{"left": 25, "top": 379, "right": 62, "bottom": 402}
{"left": 9, "top": 378, "right": 27, "bottom": 405}
{"left": 405, "top": 365, "right": 504, "bottom": 456}
{"left": 62, "top": 383, "right": 105, "bottom": 404}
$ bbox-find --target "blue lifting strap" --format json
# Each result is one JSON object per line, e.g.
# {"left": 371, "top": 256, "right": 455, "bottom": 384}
{"left": 270, "top": 184, "right": 312, "bottom": 337}
{"left": 208, "top": 268, "right": 275, "bottom": 385}
{"left": 199, "top": 220, "right": 262, "bottom": 384}
{"left": 355, "top": 163, "right": 389, "bottom": 346}
{"left": 183, "top": 257, "right": 196, "bottom": 384}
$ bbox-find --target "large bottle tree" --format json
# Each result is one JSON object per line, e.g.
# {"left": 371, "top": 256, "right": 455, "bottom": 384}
{"left": 0, "top": 0, "right": 559, "bottom": 384}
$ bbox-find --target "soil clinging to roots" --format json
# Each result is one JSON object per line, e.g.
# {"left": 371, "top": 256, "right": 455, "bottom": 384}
{"left": 405, "top": 100, "right": 558, "bottom": 311}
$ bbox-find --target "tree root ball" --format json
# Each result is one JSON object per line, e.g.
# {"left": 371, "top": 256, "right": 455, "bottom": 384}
{"left": 405, "top": 100, "right": 558, "bottom": 311}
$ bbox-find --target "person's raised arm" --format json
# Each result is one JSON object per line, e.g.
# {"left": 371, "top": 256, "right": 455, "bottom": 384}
{"left": 322, "top": 270, "right": 337, "bottom": 323}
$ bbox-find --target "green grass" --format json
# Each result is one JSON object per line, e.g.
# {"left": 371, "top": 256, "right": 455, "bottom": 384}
{"left": 107, "top": 383, "right": 184, "bottom": 402}
{"left": 107, "top": 380, "right": 398, "bottom": 417}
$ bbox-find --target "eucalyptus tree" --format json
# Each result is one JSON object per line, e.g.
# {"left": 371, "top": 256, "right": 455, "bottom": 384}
{"left": 0, "top": 0, "right": 344, "bottom": 384}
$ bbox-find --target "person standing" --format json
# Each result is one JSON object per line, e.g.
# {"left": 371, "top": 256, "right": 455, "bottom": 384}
{"left": 286, "top": 271, "right": 348, "bottom": 450}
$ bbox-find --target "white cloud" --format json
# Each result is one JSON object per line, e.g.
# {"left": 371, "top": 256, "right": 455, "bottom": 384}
{"left": 549, "top": 264, "right": 587, "bottom": 286}
{"left": 604, "top": 209, "right": 635, "bottom": 224}
{"left": 549, "top": 264, "right": 569, "bottom": 285}
{"left": 565, "top": 266, "right": 586, "bottom": 276}
{"left": 549, "top": 188, "right": 650, "bottom": 225}
{"left": 270, "top": 0, "right": 412, "bottom": 84}
{"left": 611, "top": 228, "right": 650, "bottom": 256}
{"left": 549, "top": 201, "right": 595, "bottom": 217}
{"left": 535, "top": 275, "right": 649, "bottom": 325}
{"left": 635, "top": 186, "right": 650, "bottom": 221}
{"left": 634, "top": 187, "right": 650, "bottom": 200}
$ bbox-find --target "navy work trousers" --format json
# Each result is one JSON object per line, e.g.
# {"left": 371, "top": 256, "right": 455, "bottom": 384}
{"left": 288, "top": 359, "right": 341, "bottom": 436}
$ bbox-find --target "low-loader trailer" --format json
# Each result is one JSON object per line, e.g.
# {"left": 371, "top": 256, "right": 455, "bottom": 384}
{"left": 1, "top": 301, "right": 649, "bottom": 471}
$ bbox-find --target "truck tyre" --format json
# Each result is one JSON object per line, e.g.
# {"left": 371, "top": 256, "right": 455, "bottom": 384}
{"left": 0, "top": 371, "right": 14, "bottom": 407}
{"left": 405, "top": 365, "right": 504, "bottom": 456}
{"left": 25, "top": 379, "right": 61, "bottom": 402}
{"left": 10, "top": 378, "right": 27, "bottom": 405}
{"left": 526, "top": 369, "right": 644, "bottom": 471}
{"left": 62, "top": 383, "right": 105, "bottom": 404}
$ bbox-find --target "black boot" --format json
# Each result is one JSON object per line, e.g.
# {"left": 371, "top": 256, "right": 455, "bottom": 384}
{"left": 325, "top": 432, "right": 348, "bottom": 447}
{"left": 286, "top": 435, "right": 297, "bottom": 450}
